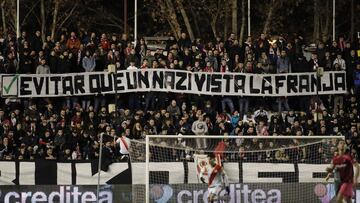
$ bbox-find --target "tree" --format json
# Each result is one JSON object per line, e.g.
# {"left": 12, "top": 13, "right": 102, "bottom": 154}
{"left": 148, "top": 0, "right": 182, "bottom": 39}
{"left": 263, "top": 0, "right": 282, "bottom": 34}
{"left": 176, "top": 0, "right": 194, "bottom": 41}
{"left": 51, "top": 0, "right": 60, "bottom": 40}
{"left": 319, "top": 0, "right": 331, "bottom": 40}
{"left": 313, "top": 0, "right": 320, "bottom": 40}
{"left": 40, "top": 0, "right": 45, "bottom": 41}
{"left": 195, "top": 0, "right": 224, "bottom": 38}
{"left": 0, "top": 0, "right": 16, "bottom": 34}
{"left": 223, "top": 0, "right": 230, "bottom": 39}
{"left": 209, "top": 0, "right": 223, "bottom": 38}
{"left": 313, "top": 0, "right": 332, "bottom": 42}
{"left": 239, "top": 0, "right": 246, "bottom": 43}
{"left": 231, "top": 0, "right": 237, "bottom": 34}
{"left": 188, "top": 4, "right": 200, "bottom": 37}
{"left": 1, "top": 0, "right": 6, "bottom": 33}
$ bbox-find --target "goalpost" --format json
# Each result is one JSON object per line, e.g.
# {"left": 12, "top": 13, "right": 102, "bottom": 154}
{"left": 137, "top": 135, "right": 346, "bottom": 203}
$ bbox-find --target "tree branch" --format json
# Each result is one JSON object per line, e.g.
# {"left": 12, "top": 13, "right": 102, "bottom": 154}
{"left": 21, "top": 0, "right": 41, "bottom": 26}
{"left": 86, "top": 7, "right": 125, "bottom": 26}
{"left": 57, "top": 3, "right": 78, "bottom": 31}
{"left": 23, "top": 2, "right": 41, "bottom": 27}
{"left": 92, "top": 22, "right": 122, "bottom": 29}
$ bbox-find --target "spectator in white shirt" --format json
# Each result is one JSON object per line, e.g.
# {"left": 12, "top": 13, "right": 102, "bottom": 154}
{"left": 115, "top": 134, "right": 131, "bottom": 160}
{"left": 127, "top": 61, "right": 137, "bottom": 70}
{"left": 333, "top": 53, "right": 346, "bottom": 70}
{"left": 192, "top": 114, "right": 208, "bottom": 149}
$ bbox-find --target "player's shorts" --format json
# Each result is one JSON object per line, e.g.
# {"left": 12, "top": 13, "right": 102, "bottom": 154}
{"left": 338, "top": 182, "right": 354, "bottom": 198}
{"left": 208, "top": 185, "right": 222, "bottom": 196}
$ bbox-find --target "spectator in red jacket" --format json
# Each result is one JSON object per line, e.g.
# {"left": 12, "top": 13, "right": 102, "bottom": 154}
{"left": 66, "top": 32, "right": 81, "bottom": 54}
{"left": 100, "top": 33, "right": 111, "bottom": 51}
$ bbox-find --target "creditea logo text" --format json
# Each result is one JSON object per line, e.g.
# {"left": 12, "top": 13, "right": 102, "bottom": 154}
{"left": 177, "top": 184, "right": 281, "bottom": 203}
{"left": 0, "top": 186, "right": 113, "bottom": 203}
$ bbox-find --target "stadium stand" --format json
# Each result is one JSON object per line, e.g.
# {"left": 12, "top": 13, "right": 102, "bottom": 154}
{"left": 0, "top": 30, "right": 359, "bottom": 163}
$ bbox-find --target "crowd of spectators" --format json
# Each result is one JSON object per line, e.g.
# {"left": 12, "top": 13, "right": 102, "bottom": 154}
{"left": 0, "top": 28, "right": 360, "bottom": 162}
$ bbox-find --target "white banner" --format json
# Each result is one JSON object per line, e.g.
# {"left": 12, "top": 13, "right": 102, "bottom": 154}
{"left": 0, "top": 161, "right": 342, "bottom": 185}
{"left": 1, "top": 70, "right": 346, "bottom": 97}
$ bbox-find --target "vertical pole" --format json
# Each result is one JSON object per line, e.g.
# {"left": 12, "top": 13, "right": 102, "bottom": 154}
{"left": 316, "top": 72, "right": 319, "bottom": 123}
{"left": 332, "top": 0, "right": 335, "bottom": 41}
{"left": 16, "top": 0, "right": 20, "bottom": 39}
{"left": 114, "top": 65, "right": 118, "bottom": 122}
{"left": 145, "top": 135, "right": 150, "bottom": 203}
{"left": 96, "top": 133, "right": 104, "bottom": 202}
{"left": 134, "top": 0, "right": 138, "bottom": 45}
{"left": 124, "top": 0, "right": 128, "bottom": 34}
{"left": 247, "top": 0, "right": 250, "bottom": 36}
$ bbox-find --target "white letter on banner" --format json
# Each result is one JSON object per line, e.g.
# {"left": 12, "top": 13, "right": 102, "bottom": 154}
{"left": 0, "top": 161, "right": 16, "bottom": 185}
{"left": 242, "top": 163, "right": 294, "bottom": 183}
{"left": 19, "top": 162, "right": 35, "bottom": 185}
{"left": 57, "top": 163, "right": 72, "bottom": 185}
{"left": 131, "top": 162, "right": 184, "bottom": 184}
{"left": 75, "top": 163, "right": 128, "bottom": 185}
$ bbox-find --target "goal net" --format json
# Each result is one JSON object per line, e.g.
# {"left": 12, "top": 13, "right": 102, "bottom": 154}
{"left": 130, "top": 135, "right": 345, "bottom": 203}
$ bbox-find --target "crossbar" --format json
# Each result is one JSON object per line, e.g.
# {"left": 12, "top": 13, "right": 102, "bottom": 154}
{"left": 146, "top": 135, "right": 344, "bottom": 139}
